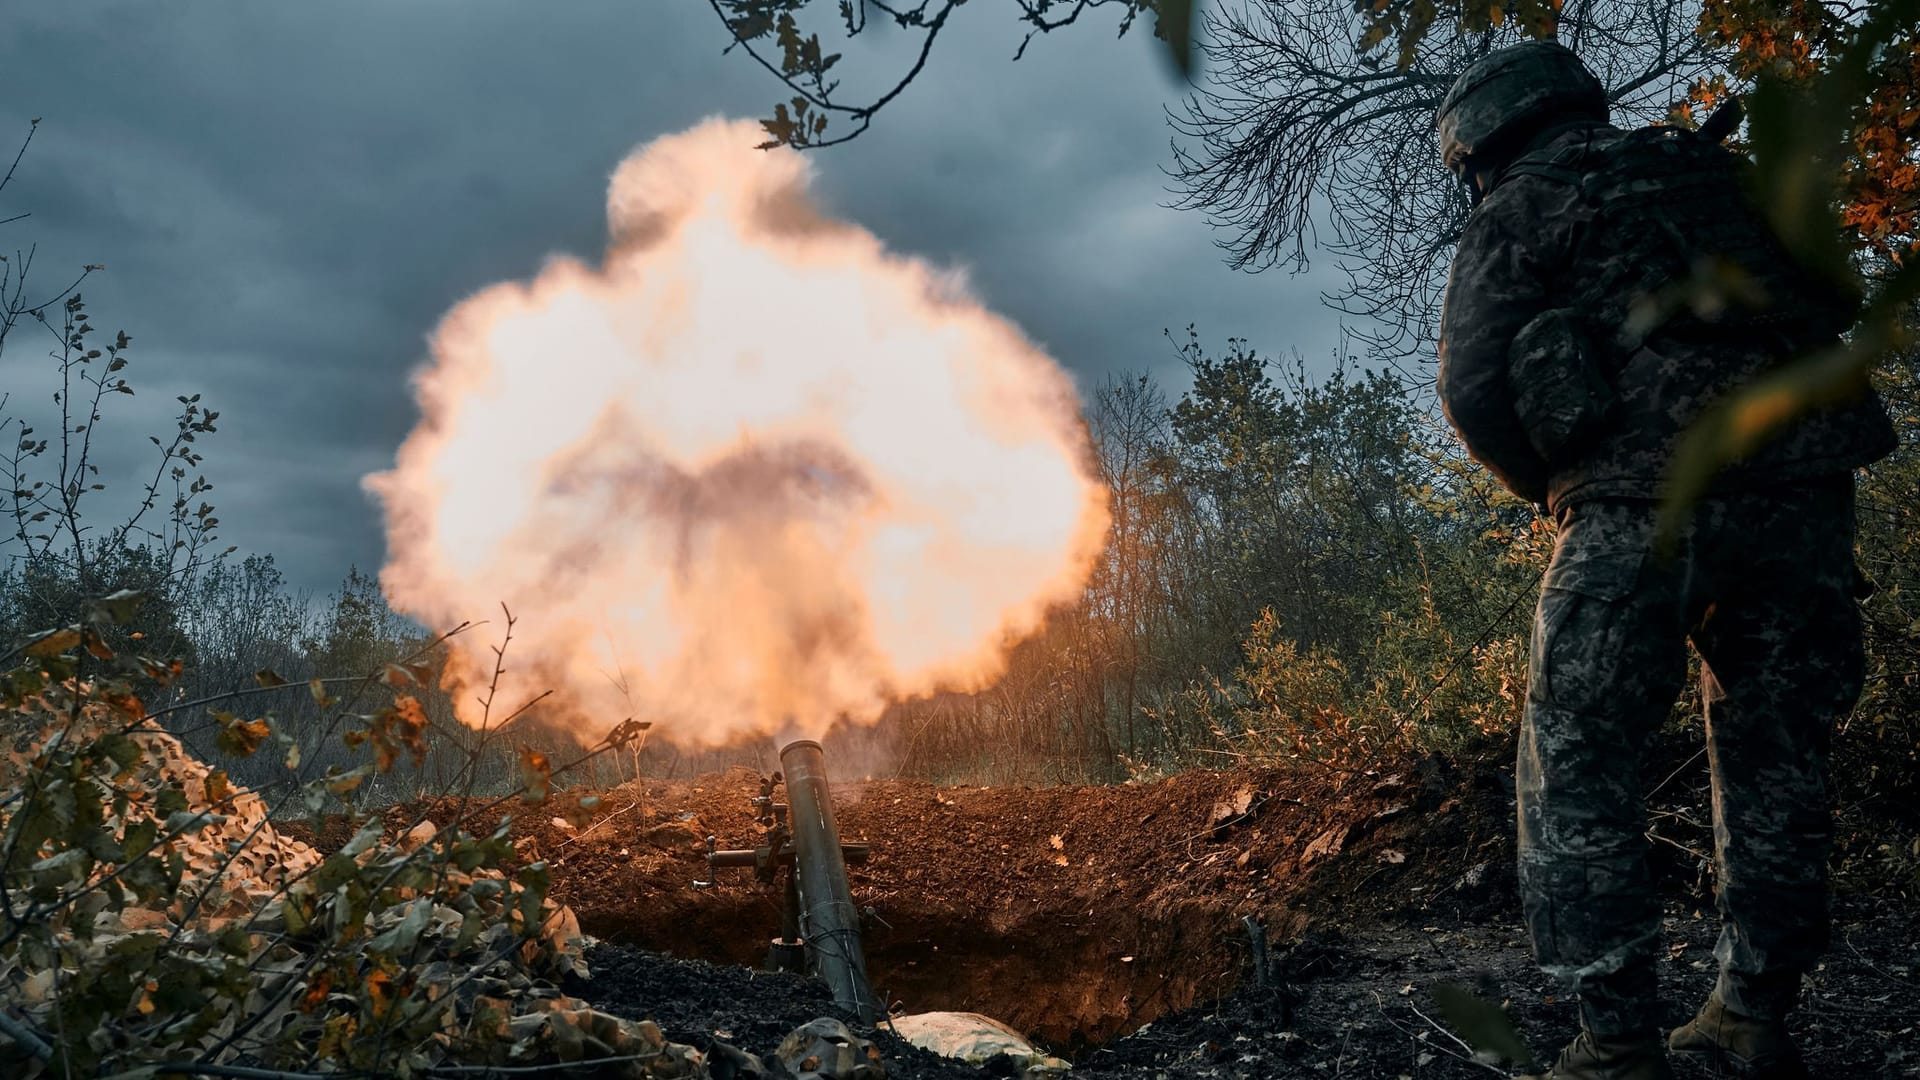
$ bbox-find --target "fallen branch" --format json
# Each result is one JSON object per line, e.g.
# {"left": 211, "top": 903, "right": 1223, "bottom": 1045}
{"left": 428, "top": 1055, "right": 664, "bottom": 1076}
{"left": 1372, "top": 990, "right": 1509, "bottom": 1077}
{"left": 1642, "top": 827, "right": 1711, "bottom": 864}
{"left": 558, "top": 798, "right": 645, "bottom": 850}
{"left": 1846, "top": 929, "right": 1920, "bottom": 991}
{"left": 151, "top": 1065, "right": 367, "bottom": 1080}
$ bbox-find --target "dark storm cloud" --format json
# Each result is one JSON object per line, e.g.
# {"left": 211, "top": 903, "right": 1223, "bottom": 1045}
{"left": 1, "top": 1, "right": 1351, "bottom": 593}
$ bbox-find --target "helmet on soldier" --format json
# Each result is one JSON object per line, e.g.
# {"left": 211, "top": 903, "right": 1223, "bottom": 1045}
{"left": 1435, "top": 41, "right": 1608, "bottom": 190}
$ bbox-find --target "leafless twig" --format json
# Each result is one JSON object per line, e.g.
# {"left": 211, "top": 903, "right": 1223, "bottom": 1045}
{"left": 1373, "top": 990, "right": 1510, "bottom": 1075}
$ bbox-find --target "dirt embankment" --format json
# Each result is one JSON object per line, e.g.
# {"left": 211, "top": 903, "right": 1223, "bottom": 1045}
{"left": 286, "top": 755, "right": 1513, "bottom": 1048}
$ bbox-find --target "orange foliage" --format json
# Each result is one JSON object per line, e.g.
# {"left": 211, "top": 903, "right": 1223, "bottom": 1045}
{"left": 1699, "top": 1, "right": 1920, "bottom": 260}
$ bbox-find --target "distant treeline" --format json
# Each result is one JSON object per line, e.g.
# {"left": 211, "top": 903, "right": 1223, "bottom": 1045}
{"left": 4, "top": 331, "right": 1917, "bottom": 848}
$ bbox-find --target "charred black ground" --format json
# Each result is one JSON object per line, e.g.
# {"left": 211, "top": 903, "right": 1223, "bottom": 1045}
{"left": 568, "top": 899, "right": 1919, "bottom": 1078}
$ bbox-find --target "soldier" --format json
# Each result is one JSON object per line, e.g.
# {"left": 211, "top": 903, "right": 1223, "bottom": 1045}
{"left": 1433, "top": 41, "right": 1898, "bottom": 1080}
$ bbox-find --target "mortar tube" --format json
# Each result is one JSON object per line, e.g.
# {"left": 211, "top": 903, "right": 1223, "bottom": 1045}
{"left": 778, "top": 739, "right": 884, "bottom": 1022}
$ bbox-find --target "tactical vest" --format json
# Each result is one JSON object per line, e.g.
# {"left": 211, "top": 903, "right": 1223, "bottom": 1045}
{"left": 1488, "top": 125, "right": 1895, "bottom": 506}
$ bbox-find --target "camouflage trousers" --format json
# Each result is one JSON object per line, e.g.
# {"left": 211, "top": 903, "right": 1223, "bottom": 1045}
{"left": 1519, "top": 478, "right": 1865, "bottom": 1036}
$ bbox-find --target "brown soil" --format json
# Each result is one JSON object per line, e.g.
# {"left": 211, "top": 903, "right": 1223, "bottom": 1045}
{"left": 284, "top": 754, "right": 1512, "bottom": 1049}
{"left": 281, "top": 757, "right": 1920, "bottom": 1076}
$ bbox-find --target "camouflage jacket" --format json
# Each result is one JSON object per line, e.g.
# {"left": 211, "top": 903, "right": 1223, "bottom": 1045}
{"left": 1437, "top": 123, "right": 1898, "bottom": 509}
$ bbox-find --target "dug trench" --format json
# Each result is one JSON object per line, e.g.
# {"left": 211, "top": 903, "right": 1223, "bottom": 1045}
{"left": 287, "top": 760, "right": 1920, "bottom": 1076}
{"left": 294, "top": 757, "right": 1507, "bottom": 1047}
{"left": 562, "top": 762, "right": 1502, "bottom": 1050}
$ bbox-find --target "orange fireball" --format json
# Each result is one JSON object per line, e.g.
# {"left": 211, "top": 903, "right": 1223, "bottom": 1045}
{"left": 366, "top": 119, "right": 1109, "bottom": 745}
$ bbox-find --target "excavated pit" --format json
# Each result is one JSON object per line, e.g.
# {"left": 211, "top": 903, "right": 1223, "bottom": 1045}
{"left": 290, "top": 759, "right": 1502, "bottom": 1051}
{"left": 578, "top": 885, "right": 1263, "bottom": 1049}
{"left": 513, "top": 761, "right": 1487, "bottom": 1049}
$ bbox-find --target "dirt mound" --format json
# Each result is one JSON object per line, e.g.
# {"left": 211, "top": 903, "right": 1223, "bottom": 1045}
{"left": 283, "top": 755, "right": 1513, "bottom": 1046}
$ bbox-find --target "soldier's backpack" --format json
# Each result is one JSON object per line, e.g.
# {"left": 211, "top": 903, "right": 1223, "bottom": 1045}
{"left": 1495, "top": 124, "right": 1859, "bottom": 461}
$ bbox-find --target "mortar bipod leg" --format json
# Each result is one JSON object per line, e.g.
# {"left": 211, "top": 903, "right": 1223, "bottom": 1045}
{"left": 767, "top": 864, "right": 806, "bottom": 972}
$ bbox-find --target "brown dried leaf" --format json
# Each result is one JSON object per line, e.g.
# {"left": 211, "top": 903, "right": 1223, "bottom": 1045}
{"left": 24, "top": 627, "right": 80, "bottom": 657}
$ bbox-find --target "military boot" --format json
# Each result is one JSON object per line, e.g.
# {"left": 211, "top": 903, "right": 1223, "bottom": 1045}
{"left": 1668, "top": 996, "right": 1808, "bottom": 1079}
{"left": 1523, "top": 1031, "right": 1675, "bottom": 1080}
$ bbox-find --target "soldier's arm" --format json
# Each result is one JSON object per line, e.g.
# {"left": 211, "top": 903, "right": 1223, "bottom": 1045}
{"left": 1435, "top": 180, "right": 1577, "bottom": 505}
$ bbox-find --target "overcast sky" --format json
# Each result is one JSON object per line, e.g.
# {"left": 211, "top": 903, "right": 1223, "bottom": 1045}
{"left": 1, "top": 1, "right": 1356, "bottom": 595}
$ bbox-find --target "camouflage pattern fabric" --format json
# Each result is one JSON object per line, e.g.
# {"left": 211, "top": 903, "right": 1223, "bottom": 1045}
{"left": 1437, "top": 123, "right": 1897, "bottom": 511}
{"left": 1519, "top": 480, "right": 1864, "bottom": 1035}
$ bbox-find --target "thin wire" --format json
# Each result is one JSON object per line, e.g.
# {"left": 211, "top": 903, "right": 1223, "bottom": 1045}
{"left": 1405, "top": 574, "right": 1543, "bottom": 722}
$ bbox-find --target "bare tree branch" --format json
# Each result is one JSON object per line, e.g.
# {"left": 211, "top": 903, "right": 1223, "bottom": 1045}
{"left": 706, "top": 0, "right": 1154, "bottom": 147}
{"left": 1167, "top": 0, "right": 1721, "bottom": 362}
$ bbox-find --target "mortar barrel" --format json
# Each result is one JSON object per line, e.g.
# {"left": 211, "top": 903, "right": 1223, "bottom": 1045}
{"left": 778, "top": 739, "right": 884, "bottom": 1022}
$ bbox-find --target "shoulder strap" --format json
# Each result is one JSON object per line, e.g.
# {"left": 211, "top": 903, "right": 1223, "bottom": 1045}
{"left": 1498, "top": 160, "right": 1587, "bottom": 188}
{"left": 1488, "top": 127, "right": 1607, "bottom": 194}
